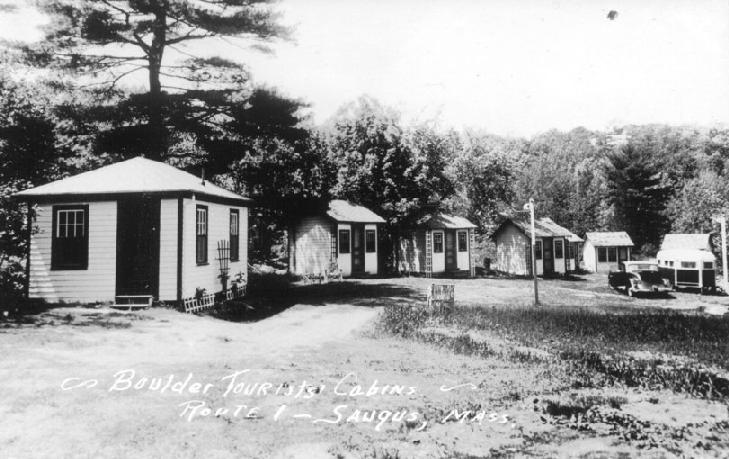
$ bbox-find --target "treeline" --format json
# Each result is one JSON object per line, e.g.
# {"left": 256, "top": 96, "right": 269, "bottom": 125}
{"left": 3, "top": 73, "right": 729, "bottom": 281}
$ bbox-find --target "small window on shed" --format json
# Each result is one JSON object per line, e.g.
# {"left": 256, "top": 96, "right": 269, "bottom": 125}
{"left": 681, "top": 261, "right": 696, "bottom": 269}
{"left": 554, "top": 240, "right": 563, "bottom": 259}
{"left": 365, "top": 229, "right": 376, "bottom": 253}
{"left": 457, "top": 231, "right": 468, "bottom": 252}
{"left": 607, "top": 247, "right": 617, "bottom": 262}
{"left": 338, "top": 229, "right": 351, "bottom": 254}
{"left": 703, "top": 262, "right": 713, "bottom": 269}
{"left": 534, "top": 241, "right": 542, "bottom": 260}
{"left": 669, "top": 261, "right": 674, "bottom": 267}
{"left": 196, "top": 205, "right": 208, "bottom": 264}
{"left": 597, "top": 247, "right": 607, "bottom": 262}
{"left": 433, "top": 232, "right": 444, "bottom": 253}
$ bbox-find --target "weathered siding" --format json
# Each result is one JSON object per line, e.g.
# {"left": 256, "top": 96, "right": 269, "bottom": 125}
{"left": 291, "top": 216, "right": 332, "bottom": 276}
{"left": 495, "top": 223, "right": 529, "bottom": 275}
{"left": 181, "top": 197, "right": 247, "bottom": 298}
{"left": 29, "top": 201, "right": 117, "bottom": 303}
{"left": 398, "top": 230, "right": 426, "bottom": 273}
{"left": 158, "top": 198, "right": 178, "bottom": 301}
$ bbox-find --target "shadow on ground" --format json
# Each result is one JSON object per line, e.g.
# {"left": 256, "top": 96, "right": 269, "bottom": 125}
{"left": 207, "top": 280, "right": 421, "bottom": 323}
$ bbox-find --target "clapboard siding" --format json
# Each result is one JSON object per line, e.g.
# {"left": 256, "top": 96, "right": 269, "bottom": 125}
{"left": 291, "top": 216, "right": 332, "bottom": 275}
{"left": 398, "top": 230, "right": 426, "bottom": 273}
{"left": 494, "top": 223, "right": 529, "bottom": 275}
{"left": 29, "top": 201, "right": 117, "bottom": 303}
{"left": 158, "top": 198, "right": 178, "bottom": 301}
{"left": 181, "top": 198, "right": 247, "bottom": 298}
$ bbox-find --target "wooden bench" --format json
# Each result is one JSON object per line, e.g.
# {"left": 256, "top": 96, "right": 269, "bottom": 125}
{"left": 427, "top": 284, "right": 455, "bottom": 313}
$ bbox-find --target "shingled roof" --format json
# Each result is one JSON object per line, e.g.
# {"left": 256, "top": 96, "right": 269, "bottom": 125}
{"left": 501, "top": 215, "right": 574, "bottom": 238}
{"left": 15, "top": 157, "right": 250, "bottom": 203}
{"left": 660, "top": 234, "right": 713, "bottom": 252}
{"left": 326, "top": 200, "right": 385, "bottom": 223}
{"left": 585, "top": 231, "right": 634, "bottom": 247}
{"left": 418, "top": 213, "right": 476, "bottom": 229}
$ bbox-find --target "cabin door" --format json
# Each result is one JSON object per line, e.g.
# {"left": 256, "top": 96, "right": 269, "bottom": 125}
{"left": 431, "top": 230, "right": 446, "bottom": 273}
{"left": 116, "top": 196, "right": 160, "bottom": 298}
{"left": 456, "top": 230, "right": 470, "bottom": 270}
{"left": 542, "top": 237, "right": 554, "bottom": 276}
{"left": 352, "top": 224, "right": 365, "bottom": 274}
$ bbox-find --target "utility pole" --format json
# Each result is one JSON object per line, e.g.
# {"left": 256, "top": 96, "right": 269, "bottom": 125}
{"left": 523, "top": 198, "right": 539, "bottom": 306}
{"left": 713, "top": 215, "right": 728, "bottom": 291}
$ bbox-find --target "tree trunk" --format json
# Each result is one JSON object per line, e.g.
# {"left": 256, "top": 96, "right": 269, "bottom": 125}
{"left": 147, "top": 8, "right": 168, "bottom": 161}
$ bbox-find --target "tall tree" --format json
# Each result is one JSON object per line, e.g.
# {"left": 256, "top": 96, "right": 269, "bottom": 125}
{"left": 605, "top": 143, "right": 670, "bottom": 253}
{"left": 26, "top": 0, "right": 289, "bottom": 160}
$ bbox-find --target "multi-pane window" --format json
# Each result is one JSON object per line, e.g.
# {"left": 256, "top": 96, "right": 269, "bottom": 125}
{"left": 607, "top": 247, "right": 617, "bottom": 262}
{"left": 196, "top": 206, "right": 208, "bottom": 264}
{"left": 365, "top": 229, "right": 376, "bottom": 253}
{"left": 597, "top": 247, "right": 607, "bottom": 262}
{"left": 52, "top": 206, "right": 88, "bottom": 270}
{"left": 535, "top": 241, "right": 542, "bottom": 260}
{"left": 457, "top": 231, "right": 468, "bottom": 252}
{"left": 554, "top": 240, "right": 563, "bottom": 259}
{"left": 681, "top": 261, "right": 696, "bottom": 269}
{"left": 338, "top": 229, "right": 351, "bottom": 254}
{"left": 704, "top": 262, "right": 713, "bottom": 269}
{"left": 433, "top": 232, "right": 444, "bottom": 253}
{"left": 230, "top": 209, "right": 239, "bottom": 261}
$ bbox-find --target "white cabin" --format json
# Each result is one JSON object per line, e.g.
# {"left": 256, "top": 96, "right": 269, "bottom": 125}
{"left": 15, "top": 157, "right": 250, "bottom": 305}
{"left": 288, "top": 200, "right": 385, "bottom": 277}
{"left": 492, "top": 216, "right": 577, "bottom": 277}
{"left": 582, "top": 232, "right": 633, "bottom": 272}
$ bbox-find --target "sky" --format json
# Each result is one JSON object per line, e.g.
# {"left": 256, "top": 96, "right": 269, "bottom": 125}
{"left": 1, "top": 0, "right": 728, "bottom": 136}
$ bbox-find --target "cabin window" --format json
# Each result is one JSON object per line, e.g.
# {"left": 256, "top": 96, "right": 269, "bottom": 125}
{"left": 457, "top": 231, "right": 468, "bottom": 252}
{"left": 338, "top": 229, "right": 351, "bottom": 254}
{"left": 681, "top": 261, "right": 696, "bottom": 269}
{"left": 554, "top": 240, "right": 563, "bottom": 258}
{"left": 365, "top": 229, "right": 376, "bottom": 253}
{"left": 229, "top": 209, "right": 239, "bottom": 261}
{"left": 669, "top": 261, "right": 674, "bottom": 267}
{"left": 51, "top": 205, "right": 89, "bottom": 270}
{"left": 196, "top": 206, "right": 208, "bottom": 265}
{"left": 704, "top": 262, "right": 713, "bottom": 269}
{"left": 433, "top": 232, "right": 444, "bottom": 253}
{"left": 597, "top": 247, "right": 607, "bottom": 262}
{"left": 534, "top": 241, "right": 542, "bottom": 260}
{"left": 608, "top": 247, "right": 617, "bottom": 262}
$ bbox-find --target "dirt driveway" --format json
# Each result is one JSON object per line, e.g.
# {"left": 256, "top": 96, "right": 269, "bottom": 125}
{"left": 1, "top": 276, "right": 727, "bottom": 458}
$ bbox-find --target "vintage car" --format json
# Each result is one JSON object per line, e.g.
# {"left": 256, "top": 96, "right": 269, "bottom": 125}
{"left": 608, "top": 261, "right": 672, "bottom": 297}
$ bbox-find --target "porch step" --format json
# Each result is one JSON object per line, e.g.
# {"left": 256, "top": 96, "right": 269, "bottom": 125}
{"left": 113, "top": 295, "right": 153, "bottom": 310}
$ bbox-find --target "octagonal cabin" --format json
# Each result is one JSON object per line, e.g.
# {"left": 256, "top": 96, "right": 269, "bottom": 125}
{"left": 15, "top": 157, "right": 250, "bottom": 306}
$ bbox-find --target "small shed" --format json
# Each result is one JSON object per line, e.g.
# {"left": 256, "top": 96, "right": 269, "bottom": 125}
{"left": 397, "top": 213, "right": 477, "bottom": 277}
{"left": 582, "top": 231, "right": 634, "bottom": 272}
{"left": 288, "top": 200, "right": 385, "bottom": 277}
{"left": 492, "top": 216, "right": 574, "bottom": 276}
{"left": 15, "top": 157, "right": 251, "bottom": 305}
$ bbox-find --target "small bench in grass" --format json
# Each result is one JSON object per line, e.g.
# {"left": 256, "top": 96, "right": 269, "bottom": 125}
{"left": 427, "top": 284, "right": 455, "bottom": 313}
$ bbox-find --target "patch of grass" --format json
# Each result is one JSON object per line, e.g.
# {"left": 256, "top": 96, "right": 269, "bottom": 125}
{"left": 379, "top": 303, "right": 729, "bottom": 400}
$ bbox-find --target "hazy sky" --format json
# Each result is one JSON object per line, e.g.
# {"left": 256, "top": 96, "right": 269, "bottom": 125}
{"left": 2, "top": 0, "right": 728, "bottom": 135}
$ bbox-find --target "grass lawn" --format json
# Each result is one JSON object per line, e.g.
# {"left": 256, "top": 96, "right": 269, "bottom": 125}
{"left": 1, "top": 274, "right": 728, "bottom": 458}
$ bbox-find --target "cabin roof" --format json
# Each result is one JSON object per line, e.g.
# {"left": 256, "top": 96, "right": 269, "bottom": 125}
{"left": 326, "top": 200, "right": 386, "bottom": 223}
{"left": 585, "top": 231, "right": 634, "bottom": 247}
{"left": 418, "top": 213, "right": 476, "bottom": 229}
{"left": 499, "top": 215, "right": 574, "bottom": 238}
{"left": 566, "top": 233, "right": 584, "bottom": 243}
{"left": 15, "top": 157, "right": 250, "bottom": 203}
{"left": 660, "top": 233, "right": 713, "bottom": 252}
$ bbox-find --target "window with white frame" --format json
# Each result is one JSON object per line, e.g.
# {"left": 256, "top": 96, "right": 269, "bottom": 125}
{"left": 52, "top": 205, "right": 88, "bottom": 270}
{"left": 196, "top": 205, "right": 208, "bottom": 264}
{"left": 230, "top": 209, "right": 239, "bottom": 261}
